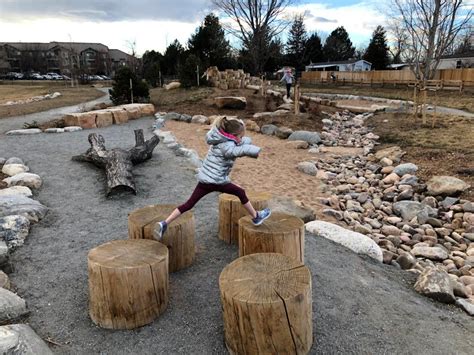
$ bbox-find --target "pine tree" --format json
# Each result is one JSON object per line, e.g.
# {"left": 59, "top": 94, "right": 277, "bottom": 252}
{"left": 323, "top": 27, "right": 355, "bottom": 61}
{"left": 142, "top": 50, "right": 163, "bottom": 87}
{"left": 188, "top": 13, "right": 232, "bottom": 70}
{"left": 179, "top": 54, "right": 202, "bottom": 88}
{"left": 286, "top": 15, "right": 308, "bottom": 71}
{"left": 264, "top": 38, "right": 285, "bottom": 72}
{"left": 304, "top": 33, "right": 324, "bottom": 64}
{"left": 364, "top": 26, "right": 389, "bottom": 70}
{"left": 162, "top": 40, "right": 184, "bottom": 76}
{"left": 109, "top": 67, "right": 149, "bottom": 105}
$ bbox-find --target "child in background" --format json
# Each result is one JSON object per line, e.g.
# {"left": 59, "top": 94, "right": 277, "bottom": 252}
{"left": 280, "top": 68, "right": 295, "bottom": 98}
{"left": 155, "top": 116, "right": 271, "bottom": 239}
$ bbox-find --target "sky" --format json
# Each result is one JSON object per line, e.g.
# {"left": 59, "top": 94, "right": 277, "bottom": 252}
{"left": 0, "top": 0, "right": 390, "bottom": 55}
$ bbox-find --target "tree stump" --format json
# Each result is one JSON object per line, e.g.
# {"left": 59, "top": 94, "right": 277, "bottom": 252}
{"left": 218, "top": 191, "right": 271, "bottom": 244}
{"left": 88, "top": 239, "right": 168, "bottom": 329}
{"left": 219, "top": 253, "right": 313, "bottom": 354}
{"left": 239, "top": 212, "right": 305, "bottom": 263}
{"left": 128, "top": 204, "right": 195, "bottom": 272}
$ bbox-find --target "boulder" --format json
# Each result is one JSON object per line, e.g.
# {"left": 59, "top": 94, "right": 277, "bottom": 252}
{"left": 163, "top": 112, "right": 182, "bottom": 121}
{"left": 297, "top": 162, "right": 317, "bottom": 176}
{"left": 0, "top": 195, "right": 48, "bottom": 222}
{"left": 5, "top": 129, "right": 42, "bottom": 135}
{"left": 426, "top": 176, "right": 470, "bottom": 196}
{"left": 44, "top": 128, "right": 64, "bottom": 133}
{"left": 111, "top": 109, "right": 129, "bottom": 124}
{"left": 275, "top": 126, "right": 293, "bottom": 139}
{"left": 0, "top": 288, "right": 28, "bottom": 323}
{"left": 3, "top": 173, "right": 42, "bottom": 189}
{"left": 63, "top": 126, "right": 82, "bottom": 132}
{"left": 94, "top": 110, "right": 113, "bottom": 128}
{"left": 411, "top": 245, "right": 448, "bottom": 261}
{"left": 245, "top": 120, "right": 260, "bottom": 132}
{"left": 288, "top": 131, "right": 322, "bottom": 145}
{"left": 0, "top": 271, "right": 10, "bottom": 290}
{"left": 165, "top": 81, "right": 181, "bottom": 90}
{"left": 77, "top": 112, "right": 97, "bottom": 129}
{"left": 2, "top": 164, "right": 29, "bottom": 177}
{"left": 393, "top": 163, "right": 418, "bottom": 176}
{"left": 0, "top": 215, "right": 30, "bottom": 249}
{"left": 267, "top": 196, "right": 315, "bottom": 223}
{"left": 414, "top": 267, "right": 455, "bottom": 303}
{"left": 215, "top": 96, "right": 247, "bottom": 109}
{"left": 286, "top": 140, "right": 309, "bottom": 149}
{"left": 306, "top": 221, "right": 383, "bottom": 262}
{"left": 0, "top": 186, "right": 32, "bottom": 197}
{"left": 261, "top": 124, "right": 278, "bottom": 136}
{"left": 191, "top": 115, "right": 209, "bottom": 125}
{"left": 4, "top": 158, "right": 23, "bottom": 165}
{"left": 393, "top": 201, "right": 437, "bottom": 221}
{"left": 375, "top": 146, "right": 405, "bottom": 163}
{"left": 0, "top": 324, "right": 53, "bottom": 354}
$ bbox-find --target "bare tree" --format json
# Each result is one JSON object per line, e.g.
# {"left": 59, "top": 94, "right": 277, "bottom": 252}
{"left": 387, "top": 19, "right": 409, "bottom": 63}
{"left": 212, "top": 0, "right": 295, "bottom": 74}
{"left": 391, "top": 0, "right": 472, "bottom": 82}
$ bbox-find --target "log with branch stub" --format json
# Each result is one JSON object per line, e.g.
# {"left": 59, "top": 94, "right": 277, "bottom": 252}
{"left": 72, "top": 129, "right": 159, "bottom": 196}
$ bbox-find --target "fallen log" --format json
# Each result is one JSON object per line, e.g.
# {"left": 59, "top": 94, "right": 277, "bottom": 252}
{"left": 72, "top": 129, "right": 159, "bottom": 196}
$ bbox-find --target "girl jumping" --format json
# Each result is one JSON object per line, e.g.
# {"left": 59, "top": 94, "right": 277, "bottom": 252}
{"left": 155, "top": 116, "right": 271, "bottom": 239}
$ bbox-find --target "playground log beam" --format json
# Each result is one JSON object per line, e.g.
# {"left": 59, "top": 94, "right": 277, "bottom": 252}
{"left": 73, "top": 129, "right": 159, "bottom": 196}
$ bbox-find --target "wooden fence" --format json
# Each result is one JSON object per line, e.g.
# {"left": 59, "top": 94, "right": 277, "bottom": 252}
{"left": 301, "top": 68, "right": 474, "bottom": 91}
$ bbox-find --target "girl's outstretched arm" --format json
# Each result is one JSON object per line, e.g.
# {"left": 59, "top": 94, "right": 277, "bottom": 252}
{"left": 221, "top": 142, "right": 260, "bottom": 159}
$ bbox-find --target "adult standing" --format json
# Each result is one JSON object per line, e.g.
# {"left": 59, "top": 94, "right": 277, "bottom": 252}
{"left": 280, "top": 68, "right": 295, "bottom": 99}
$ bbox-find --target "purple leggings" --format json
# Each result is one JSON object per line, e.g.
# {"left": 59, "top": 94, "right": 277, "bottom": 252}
{"left": 177, "top": 182, "right": 249, "bottom": 214}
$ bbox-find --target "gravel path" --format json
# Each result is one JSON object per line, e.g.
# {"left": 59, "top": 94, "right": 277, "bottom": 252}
{"left": 0, "top": 88, "right": 111, "bottom": 133}
{"left": 0, "top": 117, "right": 473, "bottom": 354}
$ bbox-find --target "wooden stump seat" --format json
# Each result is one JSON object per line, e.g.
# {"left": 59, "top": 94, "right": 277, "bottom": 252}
{"left": 218, "top": 191, "right": 271, "bottom": 244}
{"left": 219, "top": 253, "right": 313, "bottom": 354}
{"left": 239, "top": 212, "right": 305, "bottom": 263}
{"left": 88, "top": 239, "right": 168, "bottom": 329}
{"left": 128, "top": 204, "right": 195, "bottom": 272}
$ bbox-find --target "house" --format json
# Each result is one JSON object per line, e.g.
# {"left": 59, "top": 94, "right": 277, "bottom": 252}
{"left": 437, "top": 50, "right": 474, "bottom": 69}
{"left": 109, "top": 49, "right": 136, "bottom": 77}
{"left": 305, "top": 59, "right": 372, "bottom": 72}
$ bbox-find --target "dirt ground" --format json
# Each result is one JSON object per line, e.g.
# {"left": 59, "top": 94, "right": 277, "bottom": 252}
{"left": 301, "top": 83, "right": 474, "bottom": 113}
{"left": 366, "top": 112, "right": 474, "bottom": 200}
{"left": 0, "top": 85, "right": 104, "bottom": 119}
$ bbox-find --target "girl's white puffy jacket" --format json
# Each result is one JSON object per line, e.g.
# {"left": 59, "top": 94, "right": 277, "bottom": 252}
{"left": 197, "top": 127, "right": 260, "bottom": 185}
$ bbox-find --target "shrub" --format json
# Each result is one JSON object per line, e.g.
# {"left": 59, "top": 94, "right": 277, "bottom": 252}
{"left": 109, "top": 67, "right": 149, "bottom": 105}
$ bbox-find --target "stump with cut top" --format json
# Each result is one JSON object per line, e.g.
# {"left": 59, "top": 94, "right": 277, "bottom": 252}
{"left": 88, "top": 239, "right": 168, "bottom": 329}
{"left": 219, "top": 253, "right": 313, "bottom": 354}
{"left": 128, "top": 204, "right": 195, "bottom": 272}
{"left": 218, "top": 191, "right": 271, "bottom": 245}
{"left": 239, "top": 212, "right": 305, "bottom": 263}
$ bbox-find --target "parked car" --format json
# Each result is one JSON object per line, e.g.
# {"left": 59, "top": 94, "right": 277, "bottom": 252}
{"left": 100, "top": 75, "right": 111, "bottom": 80}
{"left": 30, "top": 73, "right": 44, "bottom": 80}
{"left": 46, "top": 72, "right": 63, "bottom": 80}
{"left": 6, "top": 72, "right": 24, "bottom": 79}
{"left": 61, "top": 75, "right": 71, "bottom": 80}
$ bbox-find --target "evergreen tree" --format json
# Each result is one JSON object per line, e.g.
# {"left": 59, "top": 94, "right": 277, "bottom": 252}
{"left": 179, "top": 54, "right": 203, "bottom": 88}
{"left": 188, "top": 13, "right": 232, "bottom": 69}
{"left": 264, "top": 38, "right": 285, "bottom": 72}
{"left": 363, "top": 26, "right": 389, "bottom": 70}
{"left": 286, "top": 15, "right": 308, "bottom": 71}
{"left": 304, "top": 32, "right": 324, "bottom": 64}
{"left": 162, "top": 40, "right": 185, "bottom": 76}
{"left": 142, "top": 50, "right": 163, "bottom": 87}
{"left": 109, "top": 67, "right": 149, "bottom": 105}
{"left": 323, "top": 26, "right": 355, "bottom": 61}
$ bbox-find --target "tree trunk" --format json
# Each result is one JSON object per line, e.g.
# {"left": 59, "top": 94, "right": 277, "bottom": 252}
{"left": 72, "top": 129, "right": 159, "bottom": 196}
{"left": 128, "top": 204, "right": 195, "bottom": 272}
{"left": 239, "top": 212, "right": 305, "bottom": 263}
{"left": 88, "top": 239, "right": 168, "bottom": 329}
{"left": 219, "top": 253, "right": 313, "bottom": 354}
{"left": 218, "top": 192, "right": 272, "bottom": 244}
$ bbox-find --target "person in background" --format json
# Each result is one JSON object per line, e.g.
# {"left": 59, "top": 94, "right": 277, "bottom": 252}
{"left": 280, "top": 68, "right": 294, "bottom": 99}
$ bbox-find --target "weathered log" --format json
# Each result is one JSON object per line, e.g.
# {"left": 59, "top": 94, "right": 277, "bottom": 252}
{"left": 72, "top": 129, "right": 159, "bottom": 196}
{"left": 219, "top": 253, "right": 313, "bottom": 354}
{"left": 88, "top": 239, "right": 168, "bottom": 329}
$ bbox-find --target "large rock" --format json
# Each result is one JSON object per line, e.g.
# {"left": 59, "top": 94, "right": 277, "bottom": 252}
{"left": 411, "top": 245, "right": 448, "bottom": 261}
{"left": 414, "top": 267, "right": 455, "bottom": 303}
{"left": 306, "top": 221, "right": 383, "bottom": 262}
{"left": 4, "top": 158, "right": 23, "bottom": 165}
{"left": 215, "top": 96, "right": 247, "bottom": 109}
{"left": 375, "top": 146, "right": 405, "bottom": 163}
{"left": 393, "top": 201, "right": 437, "bottom": 221}
{"left": 5, "top": 129, "right": 42, "bottom": 135}
{"left": 297, "top": 162, "right": 317, "bottom": 176}
{"left": 0, "top": 215, "right": 30, "bottom": 248}
{"left": 288, "top": 131, "right": 322, "bottom": 145}
{"left": 191, "top": 115, "right": 209, "bottom": 125}
{"left": 94, "top": 110, "right": 114, "bottom": 128}
{"left": 0, "top": 195, "right": 48, "bottom": 222}
{"left": 3, "top": 173, "right": 42, "bottom": 189}
{"left": 0, "top": 288, "right": 27, "bottom": 323}
{"left": 0, "top": 324, "right": 53, "bottom": 354}
{"left": 2, "top": 164, "right": 29, "bottom": 177}
{"left": 455, "top": 298, "right": 474, "bottom": 316}
{"left": 268, "top": 196, "right": 315, "bottom": 223}
{"left": 261, "top": 124, "right": 278, "bottom": 136}
{"left": 393, "top": 163, "right": 418, "bottom": 176}
{"left": 426, "top": 176, "right": 470, "bottom": 196}
{"left": 165, "top": 81, "right": 181, "bottom": 90}
{"left": 275, "top": 126, "right": 293, "bottom": 139}
{"left": 0, "top": 186, "right": 32, "bottom": 198}
{"left": 111, "top": 109, "right": 129, "bottom": 124}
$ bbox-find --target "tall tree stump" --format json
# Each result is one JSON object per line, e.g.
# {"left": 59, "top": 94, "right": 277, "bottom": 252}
{"left": 88, "top": 239, "right": 168, "bottom": 329}
{"left": 239, "top": 212, "right": 305, "bottom": 263}
{"left": 128, "top": 204, "right": 195, "bottom": 272}
{"left": 218, "top": 191, "right": 271, "bottom": 244}
{"left": 219, "top": 253, "right": 313, "bottom": 354}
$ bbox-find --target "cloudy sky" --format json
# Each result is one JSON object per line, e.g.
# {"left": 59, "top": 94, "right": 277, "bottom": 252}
{"left": 0, "top": 0, "right": 388, "bottom": 55}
